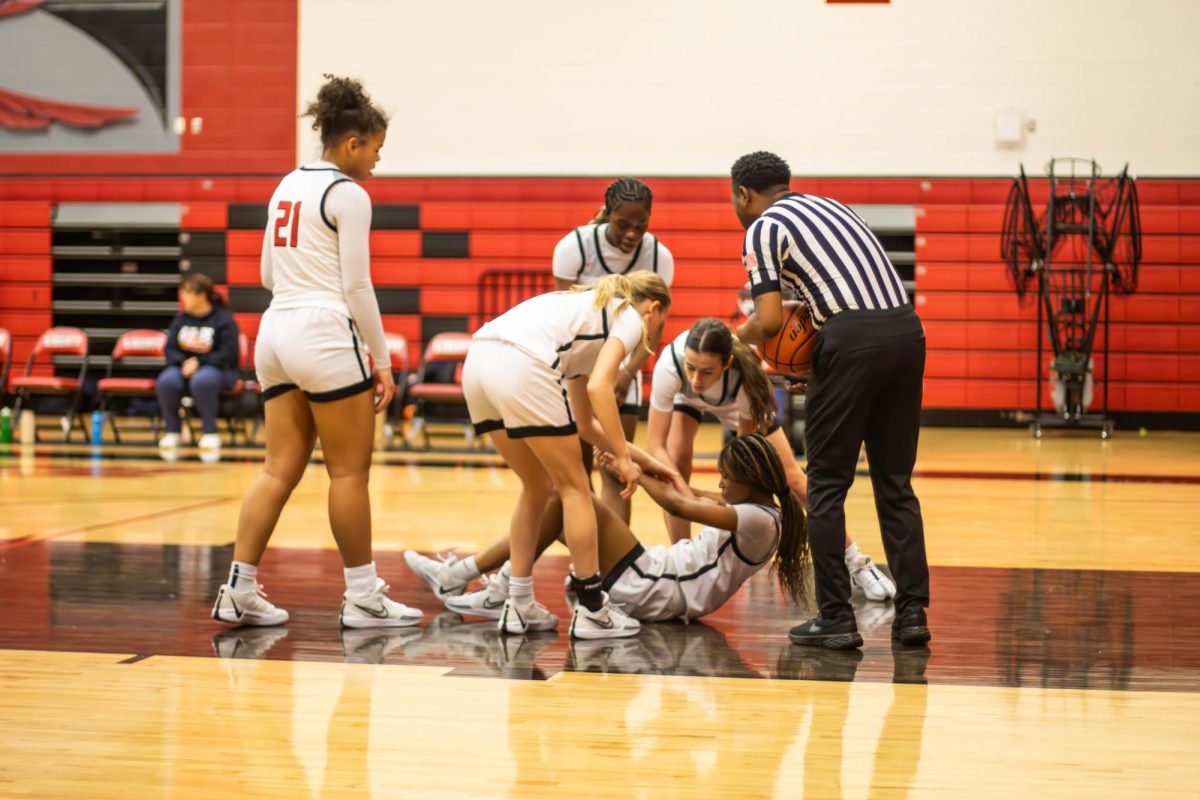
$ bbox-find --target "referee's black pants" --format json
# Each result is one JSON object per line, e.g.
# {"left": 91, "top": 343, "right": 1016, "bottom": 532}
{"left": 804, "top": 305, "right": 930, "bottom": 621}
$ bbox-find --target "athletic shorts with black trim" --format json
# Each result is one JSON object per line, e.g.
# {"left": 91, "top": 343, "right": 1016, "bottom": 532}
{"left": 255, "top": 306, "right": 373, "bottom": 402}
{"left": 619, "top": 369, "right": 643, "bottom": 416}
{"left": 462, "top": 338, "right": 577, "bottom": 439}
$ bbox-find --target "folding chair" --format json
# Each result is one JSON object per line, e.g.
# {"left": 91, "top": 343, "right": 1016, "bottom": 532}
{"left": 10, "top": 326, "right": 90, "bottom": 442}
{"left": 97, "top": 329, "right": 167, "bottom": 443}
{"left": 406, "top": 332, "right": 474, "bottom": 449}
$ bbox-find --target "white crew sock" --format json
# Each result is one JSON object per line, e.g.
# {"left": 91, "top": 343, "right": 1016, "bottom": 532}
{"left": 344, "top": 561, "right": 379, "bottom": 596}
{"left": 228, "top": 561, "right": 258, "bottom": 592}
{"left": 451, "top": 555, "right": 482, "bottom": 583}
{"left": 509, "top": 575, "right": 533, "bottom": 608}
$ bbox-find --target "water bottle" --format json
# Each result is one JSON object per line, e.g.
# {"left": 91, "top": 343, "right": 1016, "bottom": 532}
{"left": 0, "top": 408, "right": 11, "bottom": 444}
{"left": 18, "top": 409, "right": 35, "bottom": 444}
{"left": 91, "top": 409, "right": 104, "bottom": 445}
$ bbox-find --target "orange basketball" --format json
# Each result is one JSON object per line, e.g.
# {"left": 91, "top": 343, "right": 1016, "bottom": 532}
{"left": 761, "top": 301, "right": 817, "bottom": 377}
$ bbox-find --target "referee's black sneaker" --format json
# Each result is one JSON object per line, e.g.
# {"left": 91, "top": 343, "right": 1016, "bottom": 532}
{"left": 892, "top": 607, "right": 932, "bottom": 646}
{"left": 788, "top": 615, "right": 863, "bottom": 650}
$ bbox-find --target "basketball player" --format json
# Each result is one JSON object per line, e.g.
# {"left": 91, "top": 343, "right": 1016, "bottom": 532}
{"left": 461, "top": 272, "right": 675, "bottom": 638}
{"left": 551, "top": 179, "right": 675, "bottom": 523}
{"left": 731, "top": 151, "right": 931, "bottom": 649}
{"left": 407, "top": 434, "right": 809, "bottom": 626}
{"left": 647, "top": 317, "right": 895, "bottom": 602}
{"left": 211, "top": 75, "right": 421, "bottom": 629}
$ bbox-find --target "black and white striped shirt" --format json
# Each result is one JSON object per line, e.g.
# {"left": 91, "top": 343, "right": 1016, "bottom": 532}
{"left": 742, "top": 194, "right": 908, "bottom": 327}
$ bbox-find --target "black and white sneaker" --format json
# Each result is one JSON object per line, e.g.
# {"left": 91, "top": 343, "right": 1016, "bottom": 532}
{"left": 339, "top": 578, "right": 424, "bottom": 628}
{"left": 568, "top": 594, "right": 640, "bottom": 640}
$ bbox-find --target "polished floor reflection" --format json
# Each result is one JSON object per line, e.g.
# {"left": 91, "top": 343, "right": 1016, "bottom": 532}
{"left": 2, "top": 427, "right": 1200, "bottom": 797}
{"left": 1, "top": 542, "right": 1198, "bottom": 692}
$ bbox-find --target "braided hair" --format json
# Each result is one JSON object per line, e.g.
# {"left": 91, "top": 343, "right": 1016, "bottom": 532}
{"left": 718, "top": 433, "right": 810, "bottom": 603}
{"left": 591, "top": 178, "right": 653, "bottom": 223}
{"left": 302, "top": 74, "right": 389, "bottom": 149}
{"left": 685, "top": 318, "right": 776, "bottom": 435}
{"left": 730, "top": 151, "right": 791, "bottom": 193}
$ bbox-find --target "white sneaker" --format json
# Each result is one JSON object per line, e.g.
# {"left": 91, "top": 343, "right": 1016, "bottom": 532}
{"left": 569, "top": 594, "right": 641, "bottom": 640}
{"left": 340, "top": 578, "right": 424, "bottom": 628}
{"left": 404, "top": 550, "right": 469, "bottom": 599}
{"left": 158, "top": 432, "right": 181, "bottom": 449}
{"left": 198, "top": 433, "right": 222, "bottom": 450}
{"left": 446, "top": 571, "right": 509, "bottom": 619}
{"left": 498, "top": 598, "right": 559, "bottom": 634}
{"left": 211, "top": 583, "right": 289, "bottom": 626}
{"left": 849, "top": 554, "right": 897, "bottom": 602}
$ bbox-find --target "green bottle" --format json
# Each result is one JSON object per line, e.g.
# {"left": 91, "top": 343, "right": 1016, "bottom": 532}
{"left": 0, "top": 408, "right": 11, "bottom": 444}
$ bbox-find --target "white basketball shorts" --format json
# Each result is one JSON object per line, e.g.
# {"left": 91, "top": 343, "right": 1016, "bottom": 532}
{"left": 255, "top": 306, "right": 373, "bottom": 402}
{"left": 462, "top": 338, "right": 576, "bottom": 438}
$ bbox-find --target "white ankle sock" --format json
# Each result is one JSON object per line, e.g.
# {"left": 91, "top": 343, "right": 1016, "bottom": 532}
{"left": 844, "top": 543, "right": 861, "bottom": 563}
{"left": 228, "top": 561, "right": 258, "bottom": 592}
{"left": 452, "top": 555, "right": 482, "bottom": 583}
{"left": 344, "top": 562, "right": 378, "bottom": 596}
{"left": 509, "top": 575, "right": 533, "bottom": 607}
{"left": 494, "top": 561, "right": 512, "bottom": 589}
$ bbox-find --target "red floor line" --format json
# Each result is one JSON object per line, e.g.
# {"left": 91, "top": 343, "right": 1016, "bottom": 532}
{"left": 0, "top": 496, "right": 237, "bottom": 552}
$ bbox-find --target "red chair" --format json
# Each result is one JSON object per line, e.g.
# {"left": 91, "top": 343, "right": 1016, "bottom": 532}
{"left": 406, "top": 332, "right": 473, "bottom": 449}
{"left": 97, "top": 329, "right": 168, "bottom": 443}
{"left": 10, "top": 326, "right": 89, "bottom": 442}
{"left": 0, "top": 328, "right": 11, "bottom": 407}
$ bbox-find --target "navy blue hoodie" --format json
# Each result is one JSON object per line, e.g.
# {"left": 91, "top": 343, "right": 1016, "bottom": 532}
{"left": 166, "top": 305, "right": 240, "bottom": 370}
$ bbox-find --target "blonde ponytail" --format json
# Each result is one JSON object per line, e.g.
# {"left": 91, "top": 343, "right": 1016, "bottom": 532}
{"left": 577, "top": 272, "right": 672, "bottom": 356}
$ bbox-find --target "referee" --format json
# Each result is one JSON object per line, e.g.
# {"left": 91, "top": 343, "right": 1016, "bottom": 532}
{"left": 730, "top": 151, "right": 931, "bottom": 649}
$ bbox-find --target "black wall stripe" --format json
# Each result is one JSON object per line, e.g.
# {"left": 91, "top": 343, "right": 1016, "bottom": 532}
{"left": 178, "top": 257, "right": 226, "bottom": 283}
{"left": 179, "top": 231, "right": 226, "bottom": 257}
{"left": 374, "top": 204, "right": 420, "bottom": 230}
{"left": 376, "top": 288, "right": 420, "bottom": 315}
{"left": 227, "top": 204, "right": 269, "bottom": 230}
{"left": 421, "top": 315, "right": 469, "bottom": 342}
{"left": 228, "top": 286, "right": 272, "bottom": 313}
{"left": 422, "top": 231, "right": 469, "bottom": 259}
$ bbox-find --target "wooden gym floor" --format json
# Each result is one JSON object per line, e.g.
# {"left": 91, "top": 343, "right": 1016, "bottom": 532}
{"left": 1, "top": 426, "right": 1199, "bottom": 798}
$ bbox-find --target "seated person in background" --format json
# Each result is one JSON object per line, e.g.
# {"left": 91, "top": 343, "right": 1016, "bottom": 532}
{"left": 156, "top": 272, "right": 241, "bottom": 454}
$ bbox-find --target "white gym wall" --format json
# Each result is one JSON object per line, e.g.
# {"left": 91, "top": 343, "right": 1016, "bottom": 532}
{"left": 297, "top": 0, "right": 1200, "bottom": 176}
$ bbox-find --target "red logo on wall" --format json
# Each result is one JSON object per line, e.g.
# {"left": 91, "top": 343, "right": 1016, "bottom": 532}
{"left": 0, "top": 86, "right": 138, "bottom": 131}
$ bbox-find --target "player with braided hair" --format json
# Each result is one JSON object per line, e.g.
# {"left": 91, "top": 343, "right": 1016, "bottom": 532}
{"left": 646, "top": 317, "right": 894, "bottom": 602}
{"left": 406, "top": 433, "right": 812, "bottom": 625}
{"left": 551, "top": 178, "right": 676, "bottom": 523}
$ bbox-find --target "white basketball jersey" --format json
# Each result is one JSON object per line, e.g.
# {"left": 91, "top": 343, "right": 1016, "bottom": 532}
{"left": 649, "top": 328, "right": 751, "bottom": 430}
{"left": 473, "top": 290, "right": 645, "bottom": 379}
{"left": 264, "top": 162, "right": 357, "bottom": 316}
{"left": 609, "top": 503, "right": 782, "bottom": 622}
{"left": 552, "top": 224, "right": 675, "bottom": 286}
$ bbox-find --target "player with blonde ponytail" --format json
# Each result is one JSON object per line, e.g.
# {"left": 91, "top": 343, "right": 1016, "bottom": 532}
{"left": 448, "top": 271, "right": 683, "bottom": 639}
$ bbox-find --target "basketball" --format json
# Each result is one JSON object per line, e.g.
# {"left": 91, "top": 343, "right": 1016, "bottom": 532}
{"left": 761, "top": 300, "right": 817, "bottom": 376}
